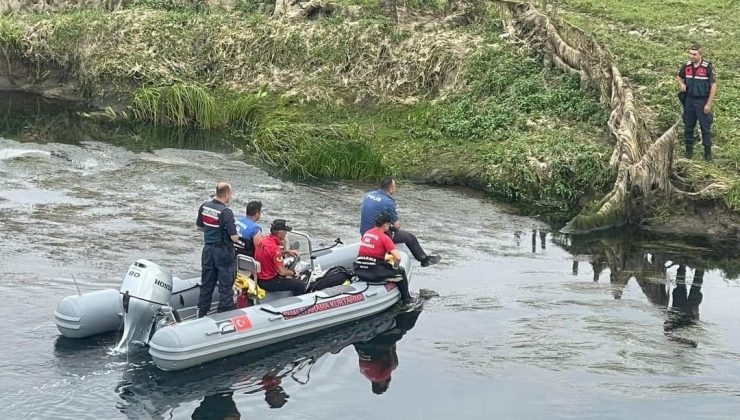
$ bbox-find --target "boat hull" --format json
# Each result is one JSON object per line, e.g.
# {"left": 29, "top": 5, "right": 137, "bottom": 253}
{"left": 148, "top": 282, "right": 401, "bottom": 371}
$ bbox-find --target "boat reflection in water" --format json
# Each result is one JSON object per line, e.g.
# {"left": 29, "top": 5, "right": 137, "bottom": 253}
{"left": 111, "top": 306, "right": 423, "bottom": 418}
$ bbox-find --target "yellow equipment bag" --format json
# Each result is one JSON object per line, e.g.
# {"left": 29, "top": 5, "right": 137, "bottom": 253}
{"left": 234, "top": 272, "right": 266, "bottom": 300}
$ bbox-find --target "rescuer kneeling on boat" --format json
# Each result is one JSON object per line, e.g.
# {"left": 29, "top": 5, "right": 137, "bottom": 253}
{"left": 254, "top": 219, "right": 307, "bottom": 295}
{"left": 354, "top": 212, "right": 413, "bottom": 306}
{"left": 196, "top": 182, "right": 240, "bottom": 318}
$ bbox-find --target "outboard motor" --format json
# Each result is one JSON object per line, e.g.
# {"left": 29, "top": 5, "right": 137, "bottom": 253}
{"left": 113, "top": 259, "right": 173, "bottom": 353}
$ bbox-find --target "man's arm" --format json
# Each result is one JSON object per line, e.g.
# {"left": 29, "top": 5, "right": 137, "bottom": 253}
{"left": 706, "top": 83, "right": 717, "bottom": 112}
{"left": 382, "top": 235, "right": 402, "bottom": 267}
{"left": 196, "top": 204, "right": 204, "bottom": 231}
{"left": 676, "top": 75, "right": 686, "bottom": 92}
{"left": 676, "top": 64, "right": 686, "bottom": 92}
{"left": 252, "top": 233, "right": 263, "bottom": 249}
{"left": 390, "top": 249, "right": 402, "bottom": 266}
{"left": 222, "top": 209, "right": 240, "bottom": 243}
{"left": 385, "top": 198, "right": 401, "bottom": 230}
{"left": 268, "top": 245, "right": 296, "bottom": 277}
{"left": 706, "top": 68, "right": 717, "bottom": 112}
{"left": 276, "top": 265, "right": 295, "bottom": 277}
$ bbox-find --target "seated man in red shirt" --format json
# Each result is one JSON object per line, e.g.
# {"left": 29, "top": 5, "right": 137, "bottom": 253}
{"left": 254, "top": 219, "right": 306, "bottom": 296}
{"left": 354, "top": 212, "right": 412, "bottom": 305}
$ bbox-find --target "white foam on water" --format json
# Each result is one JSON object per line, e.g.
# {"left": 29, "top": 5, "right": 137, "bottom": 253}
{"left": 0, "top": 188, "right": 73, "bottom": 206}
{"left": 0, "top": 148, "right": 51, "bottom": 161}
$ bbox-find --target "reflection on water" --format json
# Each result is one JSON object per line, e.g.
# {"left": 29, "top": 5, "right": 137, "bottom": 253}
{"left": 354, "top": 308, "right": 421, "bottom": 395}
{"left": 0, "top": 92, "right": 85, "bottom": 144}
{"left": 0, "top": 91, "right": 235, "bottom": 153}
{"left": 664, "top": 265, "right": 704, "bottom": 347}
{"left": 108, "top": 308, "right": 422, "bottom": 418}
{"left": 555, "top": 227, "right": 738, "bottom": 349}
{"left": 192, "top": 391, "right": 241, "bottom": 419}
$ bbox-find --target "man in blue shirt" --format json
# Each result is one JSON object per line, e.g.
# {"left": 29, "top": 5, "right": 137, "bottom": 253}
{"left": 235, "top": 200, "right": 263, "bottom": 257}
{"left": 196, "top": 182, "right": 240, "bottom": 317}
{"left": 360, "top": 176, "right": 440, "bottom": 267}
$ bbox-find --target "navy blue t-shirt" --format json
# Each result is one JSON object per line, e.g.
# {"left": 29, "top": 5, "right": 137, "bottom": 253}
{"left": 359, "top": 189, "right": 399, "bottom": 235}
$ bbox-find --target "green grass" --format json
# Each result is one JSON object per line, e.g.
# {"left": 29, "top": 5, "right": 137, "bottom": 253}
{"left": 249, "top": 109, "right": 393, "bottom": 180}
{"left": 132, "top": 83, "right": 221, "bottom": 129}
{"left": 0, "top": 6, "right": 629, "bottom": 220}
{"left": 0, "top": 10, "right": 466, "bottom": 101}
{"left": 282, "top": 43, "right": 613, "bottom": 220}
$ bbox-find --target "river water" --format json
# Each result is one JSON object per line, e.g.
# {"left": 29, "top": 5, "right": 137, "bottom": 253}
{"left": 0, "top": 93, "right": 739, "bottom": 419}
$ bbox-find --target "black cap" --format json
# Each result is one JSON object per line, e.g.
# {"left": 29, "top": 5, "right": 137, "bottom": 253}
{"left": 270, "top": 219, "right": 293, "bottom": 231}
{"left": 375, "top": 212, "right": 392, "bottom": 224}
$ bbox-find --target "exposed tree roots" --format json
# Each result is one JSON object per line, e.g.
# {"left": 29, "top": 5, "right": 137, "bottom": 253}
{"left": 492, "top": 0, "right": 728, "bottom": 233}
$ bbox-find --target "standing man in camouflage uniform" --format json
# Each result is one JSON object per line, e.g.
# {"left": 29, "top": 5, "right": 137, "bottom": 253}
{"left": 677, "top": 44, "right": 717, "bottom": 161}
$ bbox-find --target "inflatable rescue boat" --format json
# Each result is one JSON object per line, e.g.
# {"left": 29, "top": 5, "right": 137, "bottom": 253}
{"left": 53, "top": 232, "right": 413, "bottom": 371}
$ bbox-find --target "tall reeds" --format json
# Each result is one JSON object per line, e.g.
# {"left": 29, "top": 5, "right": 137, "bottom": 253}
{"left": 130, "top": 84, "right": 389, "bottom": 179}
{"left": 132, "top": 84, "right": 221, "bottom": 129}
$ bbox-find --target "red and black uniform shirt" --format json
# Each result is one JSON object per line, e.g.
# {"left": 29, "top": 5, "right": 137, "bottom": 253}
{"left": 678, "top": 60, "right": 716, "bottom": 98}
{"left": 196, "top": 199, "right": 237, "bottom": 245}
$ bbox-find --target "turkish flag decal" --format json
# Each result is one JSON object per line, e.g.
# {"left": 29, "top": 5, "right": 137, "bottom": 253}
{"left": 231, "top": 315, "right": 253, "bottom": 332}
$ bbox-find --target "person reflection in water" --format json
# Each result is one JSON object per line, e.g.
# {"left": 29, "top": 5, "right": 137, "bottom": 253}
{"left": 353, "top": 309, "right": 422, "bottom": 395}
{"left": 192, "top": 391, "right": 240, "bottom": 420}
{"left": 261, "top": 373, "right": 289, "bottom": 409}
{"left": 664, "top": 265, "right": 704, "bottom": 347}
{"left": 356, "top": 342, "right": 398, "bottom": 395}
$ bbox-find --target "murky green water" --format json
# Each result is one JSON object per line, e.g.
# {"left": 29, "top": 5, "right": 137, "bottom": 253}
{"left": 0, "top": 93, "right": 738, "bottom": 419}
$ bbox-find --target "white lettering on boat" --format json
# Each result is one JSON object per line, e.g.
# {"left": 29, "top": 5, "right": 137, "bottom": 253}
{"left": 282, "top": 294, "right": 365, "bottom": 319}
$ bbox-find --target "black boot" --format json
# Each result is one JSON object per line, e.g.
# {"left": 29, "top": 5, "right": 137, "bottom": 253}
{"left": 703, "top": 146, "right": 712, "bottom": 162}
{"left": 420, "top": 255, "right": 441, "bottom": 267}
{"left": 685, "top": 144, "right": 693, "bottom": 159}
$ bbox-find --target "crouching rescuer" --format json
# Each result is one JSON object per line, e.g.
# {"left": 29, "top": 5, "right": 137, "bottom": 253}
{"left": 354, "top": 212, "right": 412, "bottom": 305}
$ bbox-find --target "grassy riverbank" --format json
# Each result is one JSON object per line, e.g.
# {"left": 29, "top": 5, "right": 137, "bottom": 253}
{"left": 2, "top": 1, "right": 735, "bottom": 226}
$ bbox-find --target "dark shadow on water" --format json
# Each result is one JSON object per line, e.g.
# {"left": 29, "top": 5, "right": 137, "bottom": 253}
{"left": 553, "top": 226, "right": 737, "bottom": 348}
{"left": 0, "top": 91, "right": 236, "bottom": 153}
{"left": 53, "top": 332, "right": 120, "bottom": 353}
{"left": 52, "top": 306, "right": 423, "bottom": 418}
{"left": 554, "top": 225, "right": 740, "bottom": 282}
{"left": 663, "top": 265, "right": 704, "bottom": 347}
{"left": 191, "top": 391, "right": 241, "bottom": 420}
{"left": 354, "top": 307, "right": 421, "bottom": 395}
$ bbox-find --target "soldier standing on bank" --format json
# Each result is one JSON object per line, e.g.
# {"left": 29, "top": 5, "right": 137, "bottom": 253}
{"left": 676, "top": 44, "right": 718, "bottom": 161}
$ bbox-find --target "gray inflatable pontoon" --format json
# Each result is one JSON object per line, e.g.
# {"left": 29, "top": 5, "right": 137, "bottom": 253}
{"left": 53, "top": 231, "right": 413, "bottom": 371}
